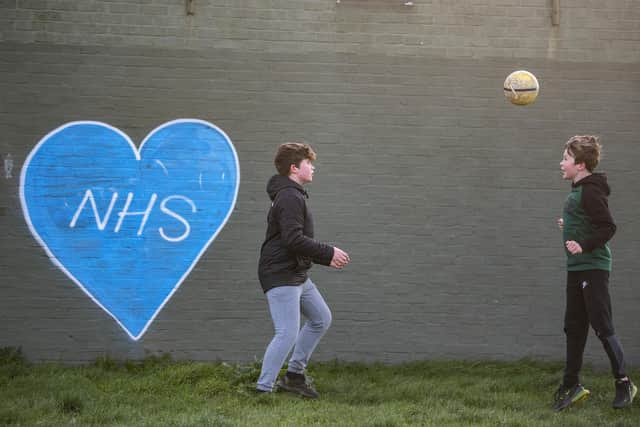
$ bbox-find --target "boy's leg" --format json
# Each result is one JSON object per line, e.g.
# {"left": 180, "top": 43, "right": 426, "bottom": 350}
{"left": 582, "top": 269, "right": 636, "bottom": 408}
{"left": 256, "top": 285, "right": 302, "bottom": 392}
{"left": 582, "top": 270, "right": 627, "bottom": 379}
{"left": 287, "top": 278, "right": 332, "bottom": 374}
{"left": 563, "top": 271, "right": 590, "bottom": 387}
{"left": 554, "top": 272, "right": 592, "bottom": 411}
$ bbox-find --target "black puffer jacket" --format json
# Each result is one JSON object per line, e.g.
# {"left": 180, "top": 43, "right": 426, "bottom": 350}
{"left": 258, "top": 175, "right": 334, "bottom": 292}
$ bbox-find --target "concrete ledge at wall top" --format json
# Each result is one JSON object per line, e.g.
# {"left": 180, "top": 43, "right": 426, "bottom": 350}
{"left": 335, "top": 0, "right": 415, "bottom": 5}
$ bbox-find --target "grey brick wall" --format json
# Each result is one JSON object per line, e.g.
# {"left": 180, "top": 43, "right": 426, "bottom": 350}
{"left": 1, "top": 1, "right": 639, "bottom": 366}
{"left": 2, "top": 0, "right": 639, "bottom": 61}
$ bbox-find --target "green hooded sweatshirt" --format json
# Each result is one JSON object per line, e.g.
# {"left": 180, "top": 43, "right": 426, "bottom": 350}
{"left": 562, "top": 172, "right": 616, "bottom": 271}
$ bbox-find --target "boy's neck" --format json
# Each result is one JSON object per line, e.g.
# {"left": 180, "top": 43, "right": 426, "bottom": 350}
{"left": 573, "top": 170, "right": 592, "bottom": 183}
{"left": 288, "top": 175, "right": 305, "bottom": 186}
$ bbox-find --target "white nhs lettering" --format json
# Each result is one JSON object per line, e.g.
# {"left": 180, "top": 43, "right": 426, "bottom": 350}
{"left": 69, "top": 189, "right": 196, "bottom": 242}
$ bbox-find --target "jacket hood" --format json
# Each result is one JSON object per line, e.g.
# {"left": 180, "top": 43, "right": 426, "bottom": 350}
{"left": 266, "top": 174, "right": 307, "bottom": 201}
{"left": 573, "top": 172, "right": 611, "bottom": 196}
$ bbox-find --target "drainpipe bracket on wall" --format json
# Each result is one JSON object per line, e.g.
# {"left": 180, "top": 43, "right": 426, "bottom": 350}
{"left": 552, "top": 0, "right": 560, "bottom": 26}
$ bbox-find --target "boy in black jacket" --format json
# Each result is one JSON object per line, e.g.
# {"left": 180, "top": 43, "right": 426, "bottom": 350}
{"left": 553, "top": 135, "right": 636, "bottom": 411}
{"left": 255, "top": 143, "right": 350, "bottom": 397}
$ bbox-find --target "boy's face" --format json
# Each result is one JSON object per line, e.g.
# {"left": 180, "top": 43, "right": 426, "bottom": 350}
{"left": 290, "top": 158, "right": 315, "bottom": 184}
{"left": 560, "top": 149, "right": 584, "bottom": 181}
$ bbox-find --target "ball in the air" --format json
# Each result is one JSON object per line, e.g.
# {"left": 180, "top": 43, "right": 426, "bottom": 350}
{"left": 503, "top": 70, "right": 539, "bottom": 105}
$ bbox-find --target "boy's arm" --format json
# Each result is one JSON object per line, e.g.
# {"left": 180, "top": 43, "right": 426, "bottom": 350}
{"left": 276, "top": 192, "right": 334, "bottom": 264}
{"left": 580, "top": 185, "right": 617, "bottom": 252}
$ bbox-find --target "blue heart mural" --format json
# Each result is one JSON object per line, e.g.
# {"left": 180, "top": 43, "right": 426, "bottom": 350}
{"left": 20, "top": 120, "right": 240, "bottom": 340}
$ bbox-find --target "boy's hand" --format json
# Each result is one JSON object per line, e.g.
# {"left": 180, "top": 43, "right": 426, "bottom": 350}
{"left": 557, "top": 218, "right": 564, "bottom": 230}
{"left": 565, "top": 240, "right": 583, "bottom": 254}
{"left": 330, "top": 247, "right": 350, "bottom": 269}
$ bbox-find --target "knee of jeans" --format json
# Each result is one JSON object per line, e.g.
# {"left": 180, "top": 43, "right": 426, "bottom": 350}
{"left": 313, "top": 310, "right": 332, "bottom": 332}
{"left": 274, "top": 327, "right": 298, "bottom": 348}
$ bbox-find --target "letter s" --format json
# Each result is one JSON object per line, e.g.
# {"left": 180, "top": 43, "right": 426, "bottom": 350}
{"left": 158, "top": 195, "right": 197, "bottom": 243}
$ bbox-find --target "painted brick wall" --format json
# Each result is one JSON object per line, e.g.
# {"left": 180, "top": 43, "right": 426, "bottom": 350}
{"left": 1, "top": 1, "right": 639, "bottom": 366}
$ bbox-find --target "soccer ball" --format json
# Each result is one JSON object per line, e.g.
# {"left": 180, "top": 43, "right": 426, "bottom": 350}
{"left": 503, "top": 70, "right": 539, "bottom": 105}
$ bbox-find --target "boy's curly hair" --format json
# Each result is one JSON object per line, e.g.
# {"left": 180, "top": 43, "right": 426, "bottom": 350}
{"left": 274, "top": 143, "right": 316, "bottom": 176}
{"left": 565, "top": 135, "right": 601, "bottom": 172}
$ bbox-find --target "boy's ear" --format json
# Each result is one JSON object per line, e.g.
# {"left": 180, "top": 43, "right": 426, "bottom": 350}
{"left": 289, "top": 163, "right": 298, "bottom": 175}
{"left": 576, "top": 161, "right": 587, "bottom": 171}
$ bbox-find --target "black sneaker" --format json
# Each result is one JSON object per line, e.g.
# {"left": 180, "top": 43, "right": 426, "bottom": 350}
{"left": 552, "top": 383, "right": 590, "bottom": 411}
{"left": 276, "top": 372, "right": 319, "bottom": 398}
{"left": 612, "top": 379, "right": 637, "bottom": 409}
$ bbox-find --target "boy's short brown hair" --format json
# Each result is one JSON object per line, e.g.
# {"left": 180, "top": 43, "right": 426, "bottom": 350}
{"left": 274, "top": 142, "right": 317, "bottom": 176}
{"left": 565, "top": 135, "right": 602, "bottom": 172}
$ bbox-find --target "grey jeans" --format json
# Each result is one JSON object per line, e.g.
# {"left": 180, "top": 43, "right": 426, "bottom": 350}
{"left": 256, "top": 278, "right": 332, "bottom": 391}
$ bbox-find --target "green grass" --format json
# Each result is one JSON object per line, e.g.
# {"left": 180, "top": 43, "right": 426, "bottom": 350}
{"left": 0, "top": 347, "right": 638, "bottom": 426}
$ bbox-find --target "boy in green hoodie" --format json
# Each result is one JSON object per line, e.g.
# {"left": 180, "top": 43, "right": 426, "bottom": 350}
{"left": 553, "top": 135, "right": 636, "bottom": 411}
